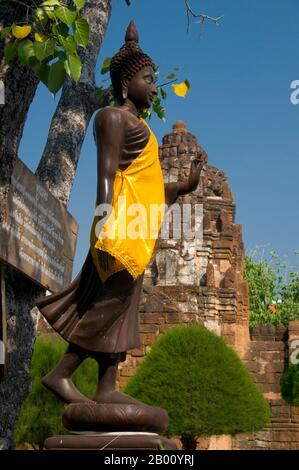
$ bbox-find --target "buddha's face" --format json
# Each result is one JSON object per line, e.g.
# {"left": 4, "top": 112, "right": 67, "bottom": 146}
{"left": 123, "top": 66, "right": 157, "bottom": 110}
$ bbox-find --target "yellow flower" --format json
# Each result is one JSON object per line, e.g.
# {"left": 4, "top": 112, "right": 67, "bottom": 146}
{"left": 12, "top": 24, "right": 32, "bottom": 40}
{"left": 171, "top": 82, "right": 190, "bottom": 97}
{"left": 269, "top": 304, "right": 277, "bottom": 314}
{"left": 34, "top": 32, "right": 46, "bottom": 43}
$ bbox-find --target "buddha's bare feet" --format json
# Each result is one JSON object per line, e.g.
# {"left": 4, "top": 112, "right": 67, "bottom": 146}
{"left": 42, "top": 373, "right": 91, "bottom": 404}
{"left": 92, "top": 390, "right": 145, "bottom": 406}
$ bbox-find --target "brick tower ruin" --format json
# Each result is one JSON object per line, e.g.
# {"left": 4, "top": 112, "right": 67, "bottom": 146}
{"left": 118, "top": 121, "right": 299, "bottom": 450}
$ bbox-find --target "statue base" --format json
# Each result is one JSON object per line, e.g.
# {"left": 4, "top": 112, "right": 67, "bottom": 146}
{"left": 44, "top": 432, "right": 177, "bottom": 450}
{"left": 44, "top": 403, "right": 176, "bottom": 450}
{"left": 62, "top": 402, "right": 168, "bottom": 434}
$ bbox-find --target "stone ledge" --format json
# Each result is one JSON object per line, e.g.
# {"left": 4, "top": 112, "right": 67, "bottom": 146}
{"left": 44, "top": 433, "right": 177, "bottom": 450}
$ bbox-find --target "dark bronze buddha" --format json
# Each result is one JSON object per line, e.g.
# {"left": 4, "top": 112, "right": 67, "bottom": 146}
{"left": 36, "top": 21, "right": 205, "bottom": 407}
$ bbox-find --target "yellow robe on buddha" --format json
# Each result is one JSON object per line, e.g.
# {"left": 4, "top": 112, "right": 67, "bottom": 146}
{"left": 90, "top": 119, "right": 165, "bottom": 283}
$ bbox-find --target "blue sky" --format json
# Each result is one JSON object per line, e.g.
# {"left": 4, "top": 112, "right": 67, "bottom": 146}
{"left": 18, "top": 0, "right": 299, "bottom": 277}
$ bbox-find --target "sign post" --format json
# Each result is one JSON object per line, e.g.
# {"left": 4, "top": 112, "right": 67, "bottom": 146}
{"left": 0, "top": 158, "right": 78, "bottom": 292}
{"left": 0, "top": 158, "right": 78, "bottom": 379}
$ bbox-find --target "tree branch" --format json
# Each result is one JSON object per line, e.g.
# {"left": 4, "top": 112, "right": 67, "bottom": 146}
{"left": 157, "top": 78, "right": 177, "bottom": 88}
{"left": 35, "top": 0, "right": 112, "bottom": 205}
{"left": 184, "top": 0, "right": 223, "bottom": 32}
{"left": 5, "top": 0, "right": 35, "bottom": 11}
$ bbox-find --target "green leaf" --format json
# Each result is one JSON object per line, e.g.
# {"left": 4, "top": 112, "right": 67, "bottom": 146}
{"left": 67, "top": 53, "right": 81, "bottom": 81}
{"left": 102, "top": 57, "right": 111, "bottom": 68}
{"left": 152, "top": 95, "right": 161, "bottom": 107}
{"left": 74, "top": 18, "right": 89, "bottom": 47}
{"left": 139, "top": 109, "right": 151, "bottom": 120}
{"left": 1, "top": 26, "right": 11, "bottom": 40}
{"left": 33, "top": 38, "right": 55, "bottom": 62}
{"left": 48, "top": 59, "right": 66, "bottom": 93}
{"left": 18, "top": 39, "right": 35, "bottom": 65}
{"left": 57, "top": 49, "right": 67, "bottom": 61}
{"left": 166, "top": 73, "right": 176, "bottom": 80}
{"left": 152, "top": 94, "right": 166, "bottom": 121}
{"left": 55, "top": 6, "right": 77, "bottom": 26}
{"left": 33, "top": 62, "right": 50, "bottom": 86}
{"left": 73, "top": 0, "right": 85, "bottom": 10}
{"left": 34, "top": 9, "right": 49, "bottom": 30}
{"left": 160, "top": 87, "right": 167, "bottom": 100}
{"left": 173, "top": 67, "right": 181, "bottom": 72}
{"left": 95, "top": 87, "right": 107, "bottom": 100}
{"left": 64, "top": 59, "right": 71, "bottom": 77}
{"left": 46, "top": 49, "right": 61, "bottom": 62}
{"left": 185, "top": 79, "right": 190, "bottom": 90}
{"left": 101, "top": 56, "right": 111, "bottom": 75}
{"left": 58, "top": 35, "right": 76, "bottom": 54}
{"left": 52, "top": 22, "right": 69, "bottom": 38}
{"left": 108, "top": 93, "right": 115, "bottom": 106}
{"left": 42, "top": 6, "right": 56, "bottom": 19}
{"left": 41, "top": 0, "right": 60, "bottom": 5}
{"left": 4, "top": 42, "right": 17, "bottom": 62}
{"left": 156, "top": 107, "right": 165, "bottom": 120}
{"left": 35, "top": 7, "right": 47, "bottom": 20}
{"left": 41, "top": 0, "right": 60, "bottom": 18}
{"left": 27, "top": 55, "right": 39, "bottom": 67}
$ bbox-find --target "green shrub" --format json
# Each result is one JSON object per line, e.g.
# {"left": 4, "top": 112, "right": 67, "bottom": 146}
{"left": 14, "top": 335, "right": 98, "bottom": 448}
{"left": 125, "top": 325, "right": 271, "bottom": 449}
{"left": 281, "top": 363, "right": 299, "bottom": 405}
{"left": 245, "top": 250, "right": 299, "bottom": 328}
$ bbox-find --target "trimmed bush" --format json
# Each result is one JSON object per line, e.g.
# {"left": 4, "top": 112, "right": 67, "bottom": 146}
{"left": 125, "top": 325, "right": 271, "bottom": 449}
{"left": 281, "top": 363, "right": 299, "bottom": 405}
{"left": 14, "top": 335, "right": 98, "bottom": 448}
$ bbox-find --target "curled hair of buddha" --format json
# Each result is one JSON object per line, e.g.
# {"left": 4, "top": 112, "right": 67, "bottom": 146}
{"left": 110, "top": 21, "right": 156, "bottom": 104}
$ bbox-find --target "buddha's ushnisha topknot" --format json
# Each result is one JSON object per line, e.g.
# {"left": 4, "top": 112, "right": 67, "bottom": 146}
{"left": 125, "top": 20, "right": 139, "bottom": 43}
{"left": 110, "top": 21, "right": 155, "bottom": 103}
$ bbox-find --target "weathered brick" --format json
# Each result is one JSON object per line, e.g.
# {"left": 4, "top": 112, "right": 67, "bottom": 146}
{"left": 265, "top": 362, "right": 285, "bottom": 373}
{"left": 180, "top": 313, "right": 198, "bottom": 323}
{"left": 272, "top": 430, "right": 299, "bottom": 442}
{"left": 260, "top": 383, "right": 281, "bottom": 393}
{"left": 272, "top": 405, "right": 291, "bottom": 419}
{"left": 266, "top": 342, "right": 285, "bottom": 351}
{"left": 169, "top": 146, "right": 177, "bottom": 157}
{"left": 159, "top": 324, "right": 179, "bottom": 333}
{"left": 120, "top": 368, "right": 135, "bottom": 377}
{"left": 140, "top": 332, "right": 158, "bottom": 345}
{"left": 244, "top": 361, "right": 261, "bottom": 373}
{"left": 129, "top": 347, "right": 145, "bottom": 357}
{"left": 143, "top": 303, "right": 164, "bottom": 313}
{"left": 250, "top": 342, "right": 271, "bottom": 351}
{"left": 118, "top": 378, "right": 129, "bottom": 390}
{"left": 260, "top": 351, "right": 284, "bottom": 361}
{"left": 139, "top": 324, "right": 159, "bottom": 334}
{"left": 166, "top": 312, "right": 181, "bottom": 323}
{"left": 142, "top": 312, "right": 165, "bottom": 324}
{"left": 243, "top": 350, "right": 258, "bottom": 361}
{"left": 255, "top": 373, "right": 281, "bottom": 384}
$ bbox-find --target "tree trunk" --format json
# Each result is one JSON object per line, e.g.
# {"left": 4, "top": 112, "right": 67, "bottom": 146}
{"left": 0, "top": 270, "right": 42, "bottom": 450}
{"left": 0, "top": 1, "right": 42, "bottom": 206}
{"left": 0, "top": 0, "right": 112, "bottom": 448}
{"left": 181, "top": 435, "right": 198, "bottom": 450}
{"left": 0, "top": 1, "right": 44, "bottom": 449}
{"left": 36, "top": 0, "right": 112, "bottom": 204}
